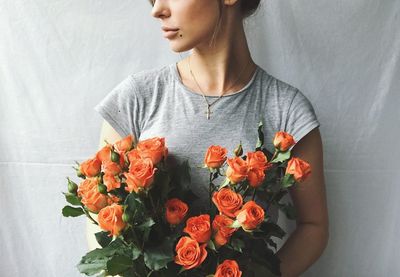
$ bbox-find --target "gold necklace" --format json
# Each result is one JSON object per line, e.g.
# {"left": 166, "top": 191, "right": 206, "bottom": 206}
{"left": 187, "top": 56, "right": 252, "bottom": 120}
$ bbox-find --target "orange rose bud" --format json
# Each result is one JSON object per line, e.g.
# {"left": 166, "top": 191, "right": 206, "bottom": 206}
{"left": 285, "top": 157, "right": 311, "bottom": 183}
{"left": 183, "top": 214, "right": 212, "bottom": 243}
{"left": 247, "top": 167, "right": 266, "bottom": 188}
{"left": 212, "top": 215, "right": 237, "bottom": 247}
{"left": 233, "top": 143, "right": 243, "bottom": 157}
{"left": 204, "top": 145, "right": 228, "bottom": 169}
{"left": 235, "top": 201, "right": 265, "bottom": 231}
{"left": 103, "top": 173, "right": 121, "bottom": 192}
{"left": 246, "top": 151, "right": 269, "bottom": 170}
{"left": 215, "top": 260, "right": 242, "bottom": 277}
{"left": 225, "top": 157, "right": 249, "bottom": 184}
{"left": 136, "top": 137, "right": 168, "bottom": 165}
{"left": 212, "top": 188, "right": 243, "bottom": 218}
{"left": 174, "top": 236, "right": 208, "bottom": 270}
{"left": 165, "top": 198, "right": 189, "bottom": 225}
{"left": 77, "top": 177, "right": 108, "bottom": 213}
{"left": 96, "top": 144, "right": 112, "bottom": 163}
{"left": 79, "top": 157, "right": 101, "bottom": 177}
{"left": 123, "top": 158, "right": 157, "bottom": 193}
{"left": 114, "top": 134, "right": 134, "bottom": 153}
{"left": 67, "top": 177, "right": 78, "bottom": 194}
{"left": 273, "top": 131, "right": 296, "bottom": 152}
{"left": 98, "top": 204, "right": 126, "bottom": 236}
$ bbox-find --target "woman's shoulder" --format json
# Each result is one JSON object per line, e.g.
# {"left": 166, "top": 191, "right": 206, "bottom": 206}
{"left": 257, "top": 66, "right": 300, "bottom": 98}
{"left": 127, "top": 64, "right": 174, "bottom": 98}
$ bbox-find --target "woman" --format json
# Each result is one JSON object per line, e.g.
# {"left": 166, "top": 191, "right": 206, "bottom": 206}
{"left": 89, "top": 0, "right": 329, "bottom": 276}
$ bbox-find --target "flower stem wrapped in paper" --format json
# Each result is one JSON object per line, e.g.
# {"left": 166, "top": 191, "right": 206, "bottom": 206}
{"left": 62, "top": 120, "right": 311, "bottom": 276}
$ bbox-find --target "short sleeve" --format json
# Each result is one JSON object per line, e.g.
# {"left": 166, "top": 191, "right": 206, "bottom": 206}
{"left": 94, "top": 75, "right": 141, "bottom": 141}
{"left": 283, "top": 89, "right": 320, "bottom": 150}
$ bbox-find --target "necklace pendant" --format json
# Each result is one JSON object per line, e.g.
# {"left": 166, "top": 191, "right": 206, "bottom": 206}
{"left": 205, "top": 105, "right": 212, "bottom": 120}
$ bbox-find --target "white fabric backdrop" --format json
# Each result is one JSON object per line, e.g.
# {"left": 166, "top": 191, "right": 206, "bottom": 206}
{"left": 1, "top": 0, "right": 399, "bottom": 276}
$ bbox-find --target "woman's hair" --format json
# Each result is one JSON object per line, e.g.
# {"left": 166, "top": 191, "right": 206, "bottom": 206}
{"left": 147, "top": 0, "right": 261, "bottom": 19}
{"left": 240, "top": 0, "right": 261, "bottom": 19}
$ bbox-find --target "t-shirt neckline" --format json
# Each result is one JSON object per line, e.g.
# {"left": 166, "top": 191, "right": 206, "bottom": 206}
{"left": 171, "top": 62, "right": 260, "bottom": 98}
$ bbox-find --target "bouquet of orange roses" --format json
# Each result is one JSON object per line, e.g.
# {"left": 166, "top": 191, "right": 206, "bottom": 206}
{"left": 62, "top": 120, "right": 311, "bottom": 276}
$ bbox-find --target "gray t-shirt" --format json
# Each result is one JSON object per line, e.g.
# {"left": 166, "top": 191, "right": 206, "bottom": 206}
{"left": 94, "top": 62, "right": 320, "bottom": 210}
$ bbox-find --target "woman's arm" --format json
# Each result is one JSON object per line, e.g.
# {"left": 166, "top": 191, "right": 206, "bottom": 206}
{"left": 276, "top": 127, "right": 329, "bottom": 277}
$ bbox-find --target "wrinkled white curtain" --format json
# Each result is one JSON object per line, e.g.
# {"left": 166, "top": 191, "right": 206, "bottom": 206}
{"left": 1, "top": 0, "right": 399, "bottom": 276}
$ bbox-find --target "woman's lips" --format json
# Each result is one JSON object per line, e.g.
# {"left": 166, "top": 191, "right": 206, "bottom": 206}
{"left": 163, "top": 30, "right": 179, "bottom": 39}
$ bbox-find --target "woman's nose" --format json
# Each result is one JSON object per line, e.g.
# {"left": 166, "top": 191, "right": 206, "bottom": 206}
{"left": 150, "top": 1, "right": 171, "bottom": 19}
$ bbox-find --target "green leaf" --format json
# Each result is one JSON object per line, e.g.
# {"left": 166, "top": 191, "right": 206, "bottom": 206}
{"left": 257, "top": 222, "right": 286, "bottom": 239}
{"left": 219, "top": 178, "right": 230, "bottom": 189}
{"left": 265, "top": 238, "right": 278, "bottom": 251}
{"left": 137, "top": 217, "right": 155, "bottom": 243}
{"left": 77, "top": 238, "right": 132, "bottom": 275}
{"left": 281, "top": 174, "right": 295, "bottom": 188}
{"left": 256, "top": 120, "right": 265, "bottom": 150}
{"left": 77, "top": 260, "right": 108, "bottom": 276}
{"left": 247, "top": 260, "right": 279, "bottom": 277}
{"left": 207, "top": 240, "right": 217, "bottom": 252}
{"left": 62, "top": 205, "right": 85, "bottom": 217}
{"left": 124, "top": 193, "right": 144, "bottom": 220}
{"left": 248, "top": 241, "right": 281, "bottom": 276}
{"left": 270, "top": 150, "right": 291, "bottom": 163}
{"left": 63, "top": 192, "right": 81, "bottom": 206}
{"left": 229, "top": 238, "right": 245, "bottom": 253}
{"left": 131, "top": 244, "right": 142, "bottom": 261}
{"left": 95, "top": 231, "right": 112, "bottom": 248}
{"left": 106, "top": 255, "right": 133, "bottom": 275}
{"left": 143, "top": 237, "right": 175, "bottom": 271}
{"left": 278, "top": 203, "right": 297, "bottom": 220}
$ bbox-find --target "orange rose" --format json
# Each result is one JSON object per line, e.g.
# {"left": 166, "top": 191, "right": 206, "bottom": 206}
{"left": 246, "top": 151, "right": 269, "bottom": 170}
{"left": 183, "top": 214, "right": 211, "bottom": 243}
{"left": 101, "top": 160, "right": 122, "bottom": 176}
{"left": 165, "top": 198, "right": 189, "bottom": 225}
{"left": 123, "top": 158, "right": 157, "bottom": 193}
{"left": 79, "top": 157, "right": 101, "bottom": 177}
{"left": 103, "top": 173, "right": 121, "bottom": 192}
{"left": 273, "top": 131, "right": 296, "bottom": 152}
{"left": 226, "top": 157, "right": 249, "bottom": 184}
{"left": 136, "top": 137, "right": 168, "bottom": 165}
{"left": 96, "top": 144, "right": 112, "bottom": 163}
{"left": 215, "top": 260, "right": 242, "bottom": 277}
{"left": 212, "top": 188, "right": 243, "bottom": 218}
{"left": 212, "top": 215, "right": 237, "bottom": 247}
{"left": 235, "top": 201, "right": 265, "bottom": 231}
{"left": 114, "top": 134, "right": 134, "bottom": 153}
{"left": 285, "top": 157, "right": 311, "bottom": 182}
{"left": 98, "top": 204, "right": 126, "bottom": 236}
{"left": 204, "top": 145, "right": 228, "bottom": 169}
{"left": 247, "top": 167, "right": 266, "bottom": 188}
{"left": 126, "top": 148, "right": 143, "bottom": 164}
{"left": 77, "top": 177, "right": 108, "bottom": 213}
{"left": 174, "top": 236, "right": 208, "bottom": 270}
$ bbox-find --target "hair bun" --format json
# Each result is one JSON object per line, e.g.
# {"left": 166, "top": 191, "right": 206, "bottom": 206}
{"left": 241, "top": 0, "right": 261, "bottom": 18}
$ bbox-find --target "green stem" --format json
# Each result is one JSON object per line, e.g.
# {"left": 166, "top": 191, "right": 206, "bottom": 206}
{"left": 149, "top": 192, "right": 157, "bottom": 216}
{"left": 209, "top": 173, "right": 213, "bottom": 209}
{"left": 252, "top": 188, "right": 257, "bottom": 201}
{"left": 242, "top": 185, "right": 250, "bottom": 199}
{"left": 81, "top": 205, "right": 98, "bottom": 225}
